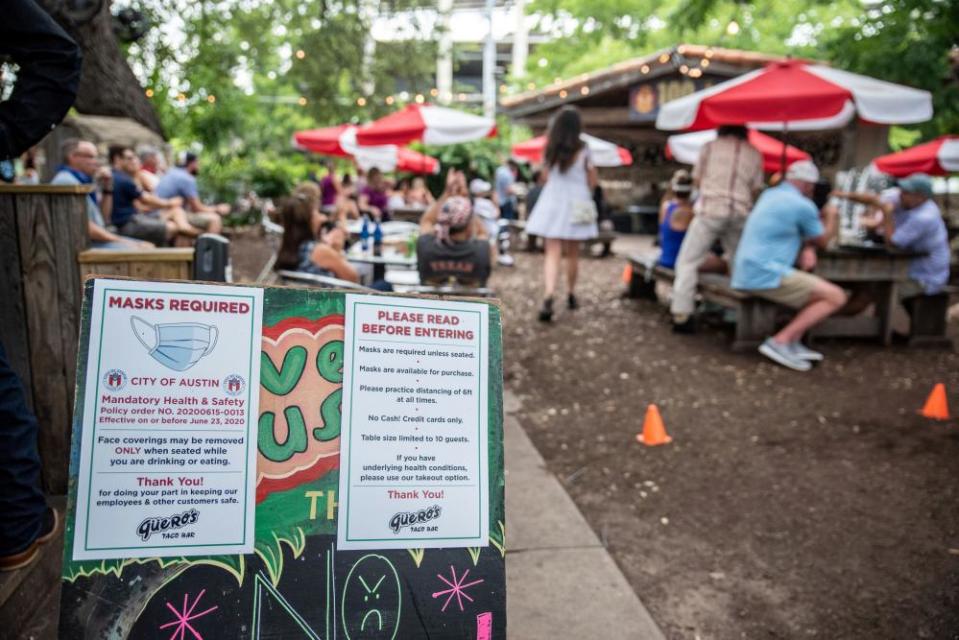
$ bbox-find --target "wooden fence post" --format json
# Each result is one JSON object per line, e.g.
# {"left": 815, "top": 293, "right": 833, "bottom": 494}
{"left": 0, "top": 184, "right": 89, "bottom": 494}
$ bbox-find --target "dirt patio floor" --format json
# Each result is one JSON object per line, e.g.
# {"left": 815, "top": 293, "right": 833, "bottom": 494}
{"left": 232, "top": 230, "right": 959, "bottom": 640}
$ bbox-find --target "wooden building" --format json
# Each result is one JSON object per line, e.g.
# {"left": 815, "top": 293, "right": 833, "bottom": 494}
{"left": 500, "top": 44, "right": 889, "bottom": 211}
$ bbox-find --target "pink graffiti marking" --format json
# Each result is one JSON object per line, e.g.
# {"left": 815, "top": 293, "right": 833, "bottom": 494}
{"left": 159, "top": 589, "right": 219, "bottom": 640}
{"left": 476, "top": 611, "right": 492, "bottom": 640}
{"left": 431, "top": 565, "right": 484, "bottom": 613}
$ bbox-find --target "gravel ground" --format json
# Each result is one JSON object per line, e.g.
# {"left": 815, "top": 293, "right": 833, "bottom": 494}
{"left": 232, "top": 229, "right": 959, "bottom": 640}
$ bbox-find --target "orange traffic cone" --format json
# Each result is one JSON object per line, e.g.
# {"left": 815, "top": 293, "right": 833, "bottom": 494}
{"left": 621, "top": 263, "right": 633, "bottom": 285}
{"left": 920, "top": 383, "right": 950, "bottom": 420}
{"left": 637, "top": 404, "right": 672, "bottom": 446}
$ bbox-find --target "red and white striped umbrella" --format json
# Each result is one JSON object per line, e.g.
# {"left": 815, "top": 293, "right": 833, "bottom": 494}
{"left": 293, "top": 125, "right": 439, "bottom": 174}
{"left": 656, "top": 59, "right": 932, "bottom": 132}
{"left": 355, "top": 104, "right": 497, "bottom": 147}
{"left": 511, "top": 134, "right": 632, "bottom": 167}
{"left": 872, "top": 135, "right": 959, "bottom": 177}
{"left": 666, "top": 129, "right": 810, "bottom": 173}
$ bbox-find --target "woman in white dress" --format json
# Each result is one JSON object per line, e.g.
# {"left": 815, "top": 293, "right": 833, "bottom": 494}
{"left": 525, "top": 106, "right": 598, "bottom": 321}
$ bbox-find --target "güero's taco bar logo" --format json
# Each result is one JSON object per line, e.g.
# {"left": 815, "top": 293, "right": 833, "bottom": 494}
{"left": 389, "top": 505, "right": 442, "bottom": 534}
{"left": 137, "top": 508, "right": 200, "bottom": 542}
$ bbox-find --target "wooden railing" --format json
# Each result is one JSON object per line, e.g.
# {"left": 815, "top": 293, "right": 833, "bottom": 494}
{"left": 78, "top": 248, "right": 193, "bottom": 280}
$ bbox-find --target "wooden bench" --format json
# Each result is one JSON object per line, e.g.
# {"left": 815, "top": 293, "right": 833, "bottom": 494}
{"left": 78, "top": 248, "right": 194, "bottom": 280}
{"left": 904, "top": 288, "right": 955, "bottom": 347}
{"left": 626, "top": 254, "right": 781, "bottom": 351}
{"left": 277, "top": 270, "right": 372, "bottom": 291}
{"left": 401, "top": 284, "right": 495, "bottom": 298}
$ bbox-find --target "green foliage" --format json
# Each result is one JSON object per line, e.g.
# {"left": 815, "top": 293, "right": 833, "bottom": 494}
{"left": 522, "top": 0, "right": 957, "bottom": 147}
{"left": 519, "top": 0, "right": 858, "bottom": 89}
{"left": 823, "top": 0, "right": 959, "bottom": 139}
{"left": 122, "top": 0, "right": 437, "bottom": 203}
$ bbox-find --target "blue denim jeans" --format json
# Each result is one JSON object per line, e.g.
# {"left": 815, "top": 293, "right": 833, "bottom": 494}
{"left": 0, "top": 341, "right": 46, "bottom": 554}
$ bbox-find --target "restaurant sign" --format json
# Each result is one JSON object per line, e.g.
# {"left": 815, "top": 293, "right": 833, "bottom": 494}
{"left": 629, "top": 76, "right": 718, "bottom": 122}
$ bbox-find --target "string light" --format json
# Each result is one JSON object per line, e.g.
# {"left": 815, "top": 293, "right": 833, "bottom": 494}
{"left": 659, "top": 53, "right": 670, "bottom": 63}
{"left": 553, "top": 77, "right": 562, "bottom": 84}
{"left": 580, "top": 86, "right": 589, "bottom": 95}
{"left": 297, "top": 96, "right": 307, "bottom": 106}
{"left": 429, "top": 88, "right": 438, "bottom": 97}
{"left": 206, "top": 95, "right": 216, "bottom": 103}
{"left": 640, "top": 64, "right": 650, "bottom": 74}
{"left": 356, "top": 97, "right": 366, "bottom": 106}
{"left": 701, "top": 58, "right": 711, "bottom": 68}
{"left": 145, "top": 88, "right": 154, "bottom": 98}
{"left": 295, "top": 49, "right": 306, "bottom": 60}
{"left": 499, "top": 84, "right": 507, "bottom": 92}
{"left": 679, "top": 64, "right": 689, "bottom": 74}
{"left": 559, "top": 89, "right": 568, "bottom": 98}
{"left": 385, "top": 95, "right": 395, "bottom": 105}
{"left": 414, "top": 94, "right": 425, "bottom": 104}
{"left": 726, "top": 20, "right": 740, "bottom": 35}
{"left": 688, "top": 68, "right": 703, "bottom": 78}
{"left": 677, "top": 45, "right": 687, "bottom": 55}
{"left": 704, "top": 48, "right": 715, "bottom": 59}
{"left": 176, "top": 92, "right": 187, "bottom": 102}
{"left": 537, "top": 57, "right": 548, "bottom": 68}
{"left": 526, "top": 82, "right": 536, "bottom": 90}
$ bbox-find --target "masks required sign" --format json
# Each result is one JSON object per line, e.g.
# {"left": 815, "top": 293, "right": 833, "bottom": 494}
{"left": 71, "top": 279, "right": 263, "bottom": 560}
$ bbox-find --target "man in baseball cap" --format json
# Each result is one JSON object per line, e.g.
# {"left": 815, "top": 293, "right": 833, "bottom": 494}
{"left": 834, "top": 172, "right": 949, "bottom": 302}
{"left": 732, "top": 160, "right": 845, "bottom": 371}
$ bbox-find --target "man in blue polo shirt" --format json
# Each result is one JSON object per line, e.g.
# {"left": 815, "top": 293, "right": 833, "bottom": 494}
{"left": 732, "top": 161, "right": 844, "bottom": 371}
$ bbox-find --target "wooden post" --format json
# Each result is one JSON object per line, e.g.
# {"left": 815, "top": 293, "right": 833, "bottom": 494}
{"left": 0, "top": 184, "right": 90, "bottom": 494}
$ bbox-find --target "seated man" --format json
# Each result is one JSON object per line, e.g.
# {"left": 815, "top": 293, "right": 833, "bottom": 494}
{"left": 417, "top": 196, "right": 491, "bottom": 287}
{"left": 135, "top": 146, "right": 165, "bottom": 193}
{"left": 419, "top": 169, "right": 488, "bottom": 241}
{"left": 50, "top": 138, "right": 152, "bottom": 249}
{"left": 156, "top": 152, "right": 226, "bottom": 235}
{"left": 732, "top": 161, "right": 845, "bottom": 372}
{"left": 835, "top": 173, "right": 950, "bottom": 301}
{"left": 110, "top": 145, "right": 195, "bottom": 245}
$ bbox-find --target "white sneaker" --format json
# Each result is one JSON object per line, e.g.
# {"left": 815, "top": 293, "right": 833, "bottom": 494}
{"left": 789, "top": 342, "right": 824, "bottom": 362}
{"left": 497, "top": 254, "right": 515, "bottom": 267}
{"left": 759, "top": 338, "right": 811, "bottom": 372}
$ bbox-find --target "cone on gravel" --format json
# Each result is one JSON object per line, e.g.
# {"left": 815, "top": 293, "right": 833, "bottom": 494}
{"left": 920, "top": 383, "right": 950, "bottom": 420}
{"left": 637, "top": 404, "right": 672, "bottom": 446}
{"left": 621, "top": 263, "right": 632, "bottom": 285}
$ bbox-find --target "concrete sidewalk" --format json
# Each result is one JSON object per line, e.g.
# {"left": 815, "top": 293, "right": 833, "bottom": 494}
{"left": 503, "top": 392, "right": 666, "bottom": 640}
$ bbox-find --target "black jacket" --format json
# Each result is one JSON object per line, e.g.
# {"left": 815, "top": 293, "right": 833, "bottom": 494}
{"left": 0, "top": 0, "right": 82, "bottom": 160}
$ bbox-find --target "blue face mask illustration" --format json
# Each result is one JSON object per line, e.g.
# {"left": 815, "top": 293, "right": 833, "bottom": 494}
{"left": 131, "top": 316, "right": 218, "bottom": 371}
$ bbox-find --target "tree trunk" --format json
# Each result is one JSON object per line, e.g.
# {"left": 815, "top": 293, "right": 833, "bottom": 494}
{"left": 38, "top": 0, "right": 164, "bottom": 137}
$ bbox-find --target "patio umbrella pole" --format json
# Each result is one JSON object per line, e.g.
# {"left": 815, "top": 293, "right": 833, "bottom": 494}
{"left": 780, "top": 120, "right": 789, "bottom": 175}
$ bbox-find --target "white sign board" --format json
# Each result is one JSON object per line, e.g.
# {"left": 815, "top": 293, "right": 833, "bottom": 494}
{"left": 337, "top": 294, "right": 490, "bottom": 550}
{"left": 72, "top": 279, "right": 263, "bottom": 560}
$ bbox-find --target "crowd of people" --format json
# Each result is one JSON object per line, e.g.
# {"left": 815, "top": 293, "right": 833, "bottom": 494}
{"left": 12, "top": 113, "right": 953, "bottom": 376}
{"left": 274, "top": 155, "right": 527, "bottom": 291}
{"left": 649, "top": 125, "right": 951, "bottom": 372}
{"left": 48, "top": 139, "right": 230, "bottom": 250}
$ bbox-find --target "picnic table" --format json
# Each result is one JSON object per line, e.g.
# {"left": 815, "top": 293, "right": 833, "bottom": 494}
{"left": 388, "top": 206, "right": 428, "bottom": 223}
{"left": 812, "top": 244, "right": 919, "bottom": 345}
{"left": 626, "top": 243, "right": 947, "bottom": 349}
{"left": 346, "top": 243, "right": 416, "bottom": 283}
